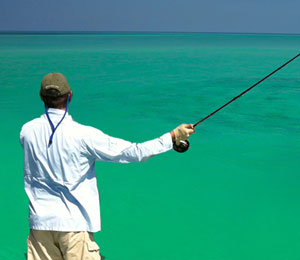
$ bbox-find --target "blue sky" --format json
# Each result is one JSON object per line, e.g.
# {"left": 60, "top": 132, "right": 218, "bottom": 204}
{"left": 0, "top": 0, "right": 299, "bottom": 33}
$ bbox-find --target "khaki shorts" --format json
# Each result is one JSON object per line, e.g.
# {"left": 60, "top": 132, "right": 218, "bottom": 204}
{"left": 27, "top": 229, "right": 101, "bottom": 260}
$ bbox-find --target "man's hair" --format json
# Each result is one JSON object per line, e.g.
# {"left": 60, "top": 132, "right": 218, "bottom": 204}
{"left": 41, "top": 89, "right": 69, "bottom": 109}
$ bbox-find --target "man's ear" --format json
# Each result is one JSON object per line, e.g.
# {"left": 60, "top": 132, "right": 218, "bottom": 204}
{"left": 69, "top": 91, "right": 73, "bottom": 103}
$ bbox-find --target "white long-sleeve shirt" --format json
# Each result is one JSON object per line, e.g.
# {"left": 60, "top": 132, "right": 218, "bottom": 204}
{"left": 20, "top": 108, "right": 173, "bottom": 232}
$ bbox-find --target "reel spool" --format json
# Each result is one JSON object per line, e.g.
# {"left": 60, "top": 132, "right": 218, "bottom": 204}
{"left": 173, "top": 140, "right": 190, "bottom": 153}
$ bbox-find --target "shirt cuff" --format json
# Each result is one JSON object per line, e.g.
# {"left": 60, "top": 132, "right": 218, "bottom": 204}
{"left": 160, "top": 132, "right": 174, "bottom": 151}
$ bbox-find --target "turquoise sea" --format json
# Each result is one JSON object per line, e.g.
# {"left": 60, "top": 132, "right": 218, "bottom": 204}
{"left": 0, "top": 33, "right": 300, "bottom": 260}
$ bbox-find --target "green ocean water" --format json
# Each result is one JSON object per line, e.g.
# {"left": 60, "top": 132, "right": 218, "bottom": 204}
{"left": 0, "top": 33, "right": 300, "bottom": 260}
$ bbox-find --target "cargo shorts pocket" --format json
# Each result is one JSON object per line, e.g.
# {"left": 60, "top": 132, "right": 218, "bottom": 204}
{"left": 86, "top": 241, "right": 101, "bottom": 260}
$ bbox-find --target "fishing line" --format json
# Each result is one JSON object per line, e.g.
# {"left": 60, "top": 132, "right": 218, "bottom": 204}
{"left": 174, "top": 53, "right": 300, "bottom": 153}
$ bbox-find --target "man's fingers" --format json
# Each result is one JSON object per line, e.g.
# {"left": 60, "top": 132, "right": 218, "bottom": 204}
{"left": 185, "top": 124, "right": 195, "bottom": 134}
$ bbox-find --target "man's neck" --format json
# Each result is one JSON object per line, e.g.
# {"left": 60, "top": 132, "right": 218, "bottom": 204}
{"left": 48, "top": 107, "right": 66, "bottom": 111}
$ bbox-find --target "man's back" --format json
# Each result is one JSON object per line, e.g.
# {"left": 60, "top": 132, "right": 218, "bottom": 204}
{"left": 21, "top": 108, "right": 101, "bottom": 232}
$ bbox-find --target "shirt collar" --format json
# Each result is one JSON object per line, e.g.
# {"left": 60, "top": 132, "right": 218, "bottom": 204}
{"left": 46, "top": 108, "right": 69, "bottom": 116}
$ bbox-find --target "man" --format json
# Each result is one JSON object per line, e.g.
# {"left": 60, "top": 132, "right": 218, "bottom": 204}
{"left": 20, "top": 72, "right": 194, "bottom": 260}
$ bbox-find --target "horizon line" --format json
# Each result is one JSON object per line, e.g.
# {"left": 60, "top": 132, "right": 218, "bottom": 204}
{"left": 0, "top": 30, "right": 300, "bottom": 36}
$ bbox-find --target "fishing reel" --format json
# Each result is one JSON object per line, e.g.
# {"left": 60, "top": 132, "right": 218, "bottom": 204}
{"left": 173, "top": 140, "right": 190, "bottom": 153}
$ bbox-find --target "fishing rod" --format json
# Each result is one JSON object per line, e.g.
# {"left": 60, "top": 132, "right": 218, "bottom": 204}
{"left": 173, "top": 53, "right": 300, "bottom": 153}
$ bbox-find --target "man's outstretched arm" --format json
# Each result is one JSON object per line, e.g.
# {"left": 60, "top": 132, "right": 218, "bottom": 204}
{"left": 82, "top": 124, "right": 195, "bottom": 163}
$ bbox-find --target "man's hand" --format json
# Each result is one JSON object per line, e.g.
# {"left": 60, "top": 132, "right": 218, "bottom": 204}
{"left": 171, "top": 124, "right": 195, "bottom": 145}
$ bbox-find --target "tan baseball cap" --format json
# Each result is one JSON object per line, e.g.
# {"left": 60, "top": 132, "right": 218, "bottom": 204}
{"left": 40, "top": 72, "right": 71, "bottom": 97}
